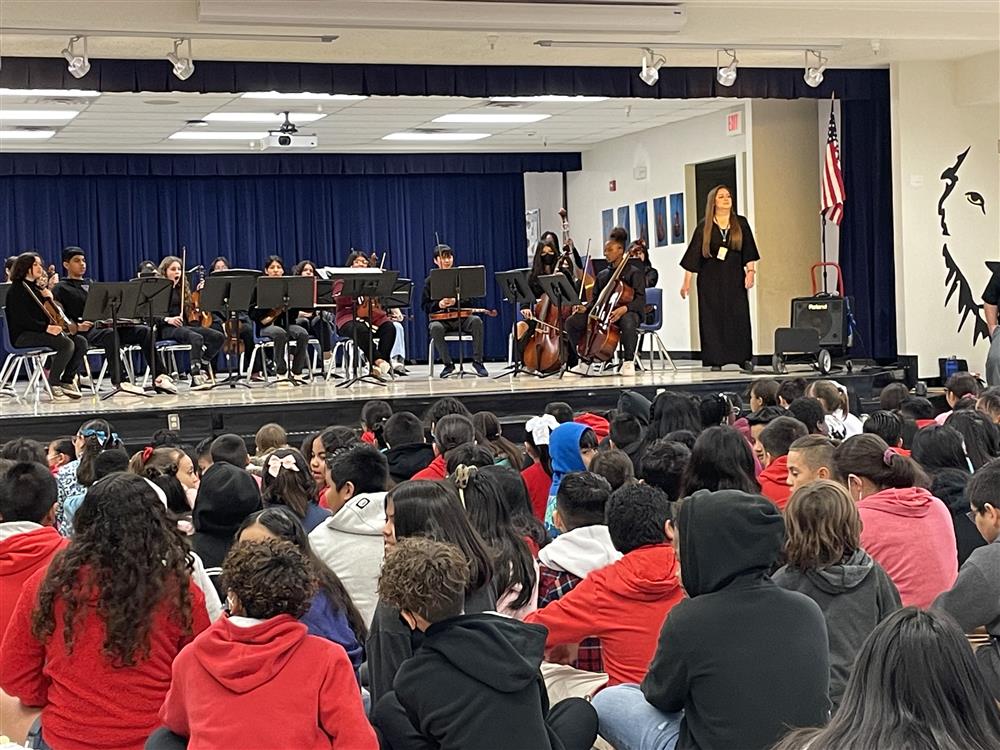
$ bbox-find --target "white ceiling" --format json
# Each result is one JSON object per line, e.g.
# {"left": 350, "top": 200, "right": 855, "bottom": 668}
{"left": 0, "top": 91, "right": 736, "bottom": 152}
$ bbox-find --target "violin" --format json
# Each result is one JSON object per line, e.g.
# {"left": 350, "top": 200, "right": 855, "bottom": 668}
{"left": 357, "top": 250, "right": 388, "bottom": 320}
{"left": 429, "top": 308, "right": 497, "bottom": 322}
{"left": 179, "top": 248, "right": 213, "bottom": 328}
{"left": 576, "top": 244, "right": 634, "bottom": 363}
{"left": 28, "top": 279, "right": 77, "bottom": 335}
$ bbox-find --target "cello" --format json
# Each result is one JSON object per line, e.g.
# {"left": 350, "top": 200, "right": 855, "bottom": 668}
{"left": 576, "top": 243, "right": 635, "bottom": 363}
{"left": 520, "top": 211, "right": 576, "bottom": 373}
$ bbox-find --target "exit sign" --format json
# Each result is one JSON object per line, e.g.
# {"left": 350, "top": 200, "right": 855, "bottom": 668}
{"left": 727, "top": 111, "right": 743, "bottom": 136}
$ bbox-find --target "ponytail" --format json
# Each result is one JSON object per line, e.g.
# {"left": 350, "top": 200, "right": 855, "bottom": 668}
{"left": 833, "top": 434, "right": 928, "bottom": 490}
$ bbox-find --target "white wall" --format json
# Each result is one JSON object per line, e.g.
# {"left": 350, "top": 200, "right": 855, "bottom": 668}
{"left": 893, "top": 54, "right": 1000, "bottom": 377}
{"left": 566, "top": 105, "right": 749, "bottom": 351}
{"left": 523, "top": 172, "right": 564, "bottom": 258}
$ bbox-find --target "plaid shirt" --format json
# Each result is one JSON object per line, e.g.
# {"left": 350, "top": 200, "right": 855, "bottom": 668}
{"left": 537, "top": 564, "right": 605, "bottom": 674}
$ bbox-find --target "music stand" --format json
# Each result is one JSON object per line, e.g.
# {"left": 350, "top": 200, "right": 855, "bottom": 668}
{"left": 330, "top": 269, "right": 398, "bottom": 389}
{"left": 256, "top": 276, "right": 315, "bottom": 387}
{"left": 131, "top": 277, "right": 173, "bottom": 391}
{"left": 81, "top": 282, "right": 151, "bottom": 401}
{"left": 202, "top": 271, "right": 259, "bottom": 389}
{"left": 428, "top": 265, "right": 486, "bottom": 379}
{"left": 538, "top": 272, "right": 582, "bottom": 380}
{"left": 493, "top": 269, "right": 535, "bottom": 379}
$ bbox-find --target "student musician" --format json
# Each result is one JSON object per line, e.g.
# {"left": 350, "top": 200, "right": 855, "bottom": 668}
{"left": 205, "top": 256, "right": 257, "bottom": 374}
{"left": 250, "top": 256, "right": 311, "bottom": 383}
{"left": 157, "top": 256, "right": 226, "bottom": 388}
{"left": 5, "top": 252, "right": 87, "bottom": 400}
{"left": 334, "top": 251, "right": 396, "bottom": 380}
{"left": 563, "top": 228, "right": 646, "bottom": 377}
{"left": 516, "top": 240, "right": 576, "bottom": 344}
{"left": 421, "top": 244, "right": 488, "bottom": 378}
{"left": 291, "top": 260, "right": 335, "bottom": 365}
{"left": 53, "top": 246, "right": 151, "bottom": 396}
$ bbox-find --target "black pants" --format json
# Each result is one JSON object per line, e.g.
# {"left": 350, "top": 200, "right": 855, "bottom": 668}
{"left": 339, "top": 319, "right": 396, "bottom": 364}
{"left": 296, "top": 313, "right": 334, "bottom": 353}
{"left": 373, "top": 692, "right": 597, "bottom": 750}
{"left": 158, "top": 324, "right": 225, "bottom": 373}
{"left": 564, "top": 310, "right": 640, "bottom": 362}
{"left": 86, "top": 325, "right": 152, "bottom": 385}
{"left": 259, "top": 323, "right": 310, "bottom": 375}
{"left": 428, "top": 315, "right": 484, "bottom": 365}
{"left": 15, "top": 331, "right": 88, "bottom": 386}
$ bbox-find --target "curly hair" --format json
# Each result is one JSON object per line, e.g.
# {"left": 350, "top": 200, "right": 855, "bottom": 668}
{"left": 31, "top": 473, "right": 194, "bottom": 667}
{"left": 222, "top": 539, "right": 317, "bottom": 620}
{"left": 378, "top": 537, "right": 470, "bottom": 623}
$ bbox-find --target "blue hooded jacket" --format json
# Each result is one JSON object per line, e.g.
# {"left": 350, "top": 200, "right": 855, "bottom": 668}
{"left": 544, "top": 422, "right": 588, "bottom": 532}
{"left": 300, "top": 589, "right": 364, "bottom": 681}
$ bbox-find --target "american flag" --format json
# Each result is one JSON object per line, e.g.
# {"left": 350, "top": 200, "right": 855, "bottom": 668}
{"left": 821, "top": 103, "right": 846, "bottom": 225}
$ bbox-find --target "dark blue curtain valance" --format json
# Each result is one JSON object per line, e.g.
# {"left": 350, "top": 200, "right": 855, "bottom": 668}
{"left": 0, "top": 57, "right": 889, "bottom": 102}
{"left": 0, "top": 152, "right": 581, "bottom": 177}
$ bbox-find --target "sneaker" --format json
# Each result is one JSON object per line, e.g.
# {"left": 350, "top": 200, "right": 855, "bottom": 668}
{"left": 77, "top": 375, "right": 94, "bottom": 389}
{"left": 440, "top": 364, "right": 455, "bottom": 379}
{"left": 120, "top": 381, "right": 146, "bottom": 396}
{"left": 741, "top": 360, "right": 755, "bottom": 374}
{"left": 49, "top": 385, "right": 71, "bottom": 402}
{"left": 275, "top": 375, "right": 294, "bottom": 387}
{"left": 154, "top": 374, "right": 178, "bottom": 394}
{"left": 59, "top": 382, "right": 82, "bottom": 399}
{"left": 375, "top": 360, "right": 393, "bottom": 379}
{"left": 620, "top": 362, "right": 636, "bottom": 377}
{"left": 392, "top": 360, "right": 409, "bottom": 376}
{"left": 473, "top": 361, "right": 489, "bottom": 377}
{"left": 191, "top": 372, "right": 211, "bottom": 389}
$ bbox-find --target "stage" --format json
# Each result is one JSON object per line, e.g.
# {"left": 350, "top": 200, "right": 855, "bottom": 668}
{"left": 0, "top": 358, "right": 910, "bottom": 449}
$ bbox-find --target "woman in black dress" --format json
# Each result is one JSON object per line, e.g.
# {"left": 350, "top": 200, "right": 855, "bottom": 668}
{"left": 680, "top": 185, "right": 758, "bottom": 371}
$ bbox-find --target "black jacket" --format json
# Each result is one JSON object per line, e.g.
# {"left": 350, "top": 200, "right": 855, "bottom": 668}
{"left": 53, "top": 278, "right": 91, "bottom": 322}
{"left": 384, "top": 442, "right": 435, "bottom": 485}
{"left": 388, "top": 613, "right": 566, "bottom": 750}
{"left": 585, "top": 259, "right": 646, "bottom": 316}
{"left": 5, "top": 280, "right": 50, "bottom": 341}
{"left": 641, "top": 490, "right": 831, "bottom": 750}
{"left": 930, "top": 468, "right": 987, "bottom": 567}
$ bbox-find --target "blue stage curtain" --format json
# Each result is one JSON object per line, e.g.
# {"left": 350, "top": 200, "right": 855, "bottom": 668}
{"left": 838, "top": 98, "right": 896, "bottom": 361}
{"left": 0, "top": 173, "right": 526, "bottom": 361}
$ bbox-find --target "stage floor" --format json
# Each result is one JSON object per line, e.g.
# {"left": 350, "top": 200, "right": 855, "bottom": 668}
{"left": 0, "top": 360, "right": 905, "bottom": 447}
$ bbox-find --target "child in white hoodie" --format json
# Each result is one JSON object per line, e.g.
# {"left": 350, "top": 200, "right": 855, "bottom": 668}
{"left": 536, "top": 471, "right": 621, "bottom": 674}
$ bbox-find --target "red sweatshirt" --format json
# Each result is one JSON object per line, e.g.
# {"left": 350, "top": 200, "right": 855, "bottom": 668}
{"left": 411, "top": 454, "right": 446, "bottom": 481}
{"left": 161, "top": 614, "right": 377, "bottom": 749}
{"left": 521, "top": 461, "right": 551, "bottom": 521}
{"left": 858, "top": 486, "right": 958, "bottom": 608}
{"left": 524, "top": 543, "right": 684, "bottom": 686}
{"left": 0, "top": 567, "right": 209, "bottom": 750}
{"left": 758, "top": 455, "right": 792, "bottom": 511}
{"left": 0, "top": 525, "right": 67, "bottom": 638}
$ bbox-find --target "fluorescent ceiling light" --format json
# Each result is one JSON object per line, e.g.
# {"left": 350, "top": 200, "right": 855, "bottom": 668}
{"left": 433, "top": 114, "right": 550, "bottom": 124}
{"left": 241, "top": 92, "right": 367, "bottom": 101}
{"left": 0, "top": 130, "right": 56, "bottom": 139}
{"left": 383, "top": 132, "right": 491, "bottom": 142}
{"left": 0, "top": 88, "right": 100, "bottom": 98}
{"left": 0, "top": 110, "right": 80, "bottom": 121}
{"left": 204, "top": 112, "right": 326, "bottom": 123}
{"left": 490, "top": 95, "right": 608, "bottom": 103}
{"left": 168, "top": 131, "right": 268, "bottom": 140}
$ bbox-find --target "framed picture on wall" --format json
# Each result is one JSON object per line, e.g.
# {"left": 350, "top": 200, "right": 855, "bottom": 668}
{"left": 617, "top": 205, "right": 630, "bottom": 243}
{"left": 653, "top": 196, "right": 668, "bottom": 247}
{"left": 669, "top": 193, "right": 685, "bottom": 245}
{"left": 634, "top": 201, "right": 649, "bottom": 248}
{"left": 526, "top": 208, "right": 540, "bottom": 256}
{"left": 601, "top": 208, "right": 614, "bottom": 243}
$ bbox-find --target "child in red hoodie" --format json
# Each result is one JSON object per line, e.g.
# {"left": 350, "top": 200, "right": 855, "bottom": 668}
{"left": 757, "top": 417, "right": 808, "bottom": 511}
{"left": 155, "top": 539, "right": 377, "bottom": 750}
{"left": 525, "top": 483, "right": 684, "bottom": 687}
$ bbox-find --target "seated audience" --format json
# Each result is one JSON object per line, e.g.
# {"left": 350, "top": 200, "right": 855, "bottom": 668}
{"left": 645, "top": 391, "right": 702, "bottom": 443}
{"left": 878, "top": 381, "right": 910, "bottom": 411}
{"left": 0, "top": 438, "right": 46, "bottom": 465}
{"left": 155, "top": 539, "right": 376, "bottom": 749}
{"left": 863, "top": 409, "right": 907, "bottom": 452}
{"left": 372, "top": 537, "right": 598, "bottom": 750}
{"left": 936, "top": 370, "right": 982, "bottom": 425}
{"left": 833, "top": 434, "right": 957, "bottom": 607}
{"left": 592, "top": 489, "right": 830, "bottom": 750}
{"left": 477, "top": 464, "right": 549, "bottom": 555}
{"left": 786, "top": 435, "right": 839, "bottom": 491}
{"left": 746, "top": 404, "right": 786, "bottom": 464}
{"left": 209, "top": 433, "right": 251, "bottom": 469}
{"left": 261, "top": 448, "right": 329, "bottom": 533}
{"left": 757, "top": 416, "right": 808, "bottom": 510}
{"left": 748, "top": 378, "right": 780, "bottom": 412}
{"left": 898, "top": 394, "right": 936, "bottom": 427}
{"left": 473, "top": 411, "right": 524, "bottom": 469}
{"left": 787, "top": 396, "right": 828, "bottom": 435}
{"left": 251, "top": 421, "right": 287, "bottom": 468}
{"left": 382, "top": 411, "right": 434, "bottom": 486}
{"left": 526, "top": 484, "right": 684, "bottom": 687}
{"left": 608, "top": 411, "right": 646, "bottom": 470}
{"left": 698, "top": 393, "right": 731, "bottom": 430}
{"left": 0, "top": 474, "right": 209, "bottom": 750}
{"left": 54, "top": 418, "right": 120, "bottom": 534}
{"left": 638, "top": 439, "right": 691, "bottom": 501}
{"left": 522, "top": 414, "right": 559, "bottom": 521}
{"left": 946, "top": 409, "right": 1000, "bottom": 469}
{"left": 933, "top": 459, "right": 1000, "bottom": 698}
{"left": 544, "top": 422, "right": 599, "bottom": 530}
{"left": 45, "top": 437, "right": 75, "bottom": 475}
{"left": 589, "top": 448, "right": 635, "bottom": 492}
{"left": 681, "top": 426, "right": 759, "bottom": 496}
{"left": 777, "top": 377, "right": 808, "bottom": 408}
{"left": 360, "top": 399, "right": 392, "bottom": 449}
{"left": 773, "top": 480, "right": 901, "bottom": 710}
{"left": 808, "top": 380, "right": 863, "bottom": 439}
{"left": 411, "top": 413, "right": 475, "bottom": 480}
{"left": 773, "top": 608, "right": 1000, "bottom": 750}
{"left": 309, "top": 443, "right": 389, "bottom": 628}
{"left": 545, "top": 401, "right": 575, "bottom": 424}
{"left": 976, "top": 389, "right": 1000, "bottom": 424}
{"left": 305, "top": 426, "right": 361, "bottom": 503}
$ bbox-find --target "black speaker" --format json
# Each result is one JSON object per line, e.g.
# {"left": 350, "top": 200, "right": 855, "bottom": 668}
{"left": 790, "top": 297, "right": 847, "bottom": 347}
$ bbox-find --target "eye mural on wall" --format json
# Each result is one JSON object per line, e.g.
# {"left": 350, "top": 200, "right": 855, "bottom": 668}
{"left": 939, "top": 146, "right": 991, "bottom": 345}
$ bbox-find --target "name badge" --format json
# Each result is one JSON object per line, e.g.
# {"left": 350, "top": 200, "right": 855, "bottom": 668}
{"left": 717, "top": 246, "right": 729, "bottom": 261}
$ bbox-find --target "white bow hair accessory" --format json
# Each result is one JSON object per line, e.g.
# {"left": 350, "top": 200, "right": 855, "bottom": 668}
{"left": 267, "top": 453, "right": 300, "bottom": 478}
{"left": 525, "top": 414, "right": 560, "bottom": 446}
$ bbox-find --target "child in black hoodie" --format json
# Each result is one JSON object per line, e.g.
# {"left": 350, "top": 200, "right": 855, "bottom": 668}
{"left": 592, "top": 489, "right": 831, "bottom": 750}
{"left": 372, "top": 537, "right": 598, "bottom": 750}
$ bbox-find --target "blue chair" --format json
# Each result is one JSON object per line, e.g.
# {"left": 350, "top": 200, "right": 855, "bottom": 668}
{"left": 0, "top": 310, "right": 56, "bottom": 400}
{"left": 140, "top": 339, "right": 194, "bottom": 386}
{"left": 635, "top": 288, "right": 676, "bottom": 372}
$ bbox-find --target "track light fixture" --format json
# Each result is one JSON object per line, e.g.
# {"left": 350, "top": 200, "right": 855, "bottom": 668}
{"left": 804, "top": 50, "right": 827, "bottom": 88}
{"left": 716, "top": 49, "right": 738, "bottom": 87}
{"left": 167, "top": 38, "right": 195, "bottom": 81}
{"left": 639, "top": 49, "right": 666, "bottom": 87}
{"left": 61, "top": 36, "right": 90, "bottom": 79}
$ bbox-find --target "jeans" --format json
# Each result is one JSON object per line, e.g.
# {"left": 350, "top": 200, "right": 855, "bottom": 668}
{"left": 987, "top": 329, "right": 1000, "bottom": 387}
{"left": 14, "top": 331, "right": 87, "bottom": 385}
{"left": 591, "top": 683, "right": 683, "bottom": 750}
{"left": 428, "top": 315, "right": 484, "bottom": 365}
{"left": 391, "top": 321, "right": 406, "bottom": 361}
{"left": 258, "top": 323, "right": 309, "bottom": 375}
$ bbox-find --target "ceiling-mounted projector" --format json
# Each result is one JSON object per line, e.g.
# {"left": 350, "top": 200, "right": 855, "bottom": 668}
{"left": 258, "top": 111, "right": 318, "bottom": 150}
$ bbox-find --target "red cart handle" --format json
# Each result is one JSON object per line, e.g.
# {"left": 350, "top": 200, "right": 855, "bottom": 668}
{"left": 811, "top": 262, "right": 845, "bottom": 297}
